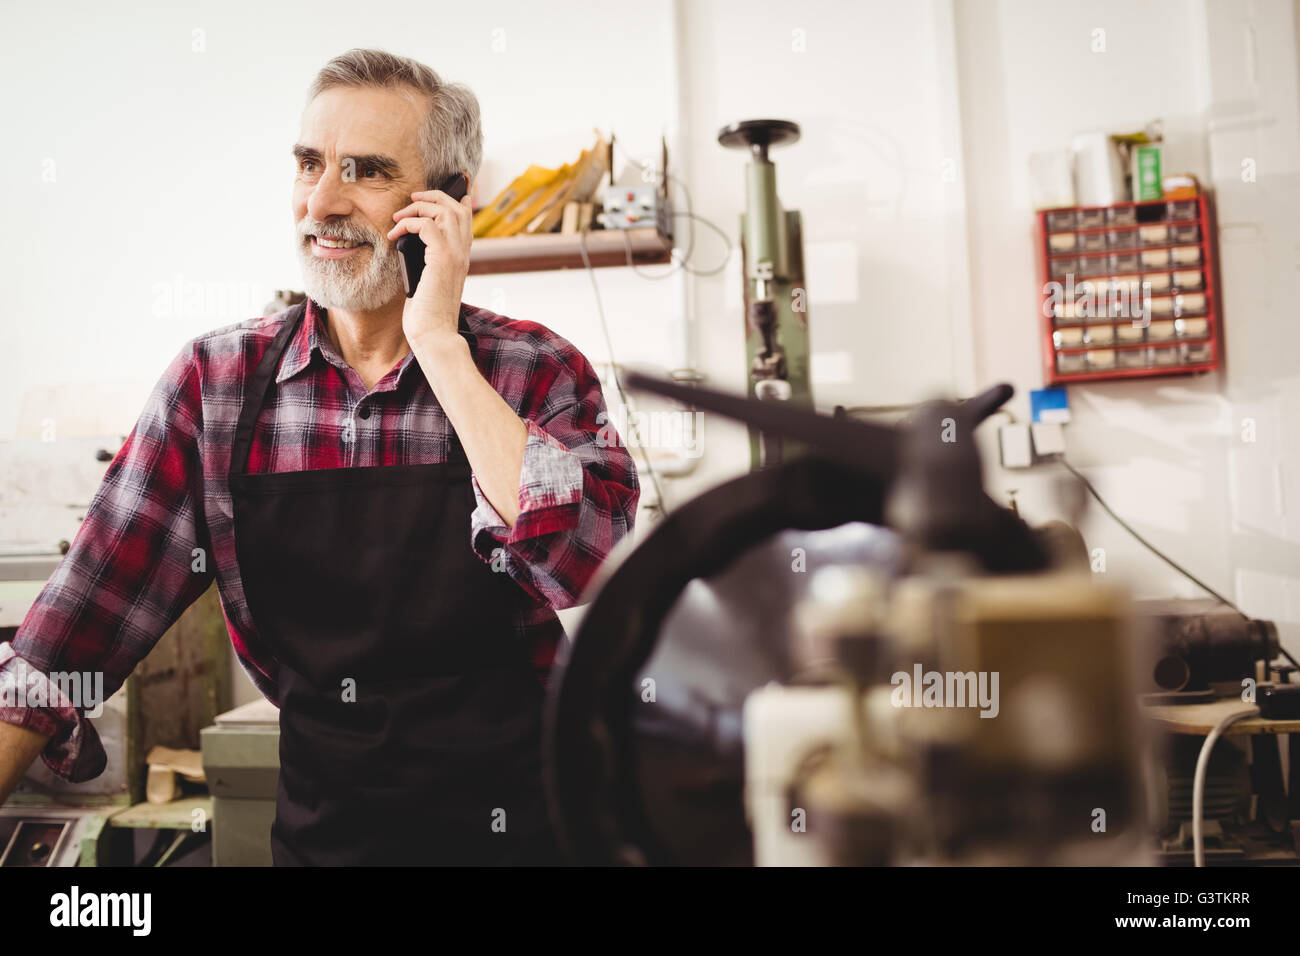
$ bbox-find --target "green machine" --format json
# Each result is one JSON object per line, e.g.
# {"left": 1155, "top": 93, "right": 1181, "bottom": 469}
{"left": 717, "top": 119, "right": 811, "bottom": 469}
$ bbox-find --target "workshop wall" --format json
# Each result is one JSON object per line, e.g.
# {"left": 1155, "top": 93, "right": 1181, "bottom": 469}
{"left": 664, "top": 0, "right": 1298, "bottom": 656}
{"left": 668, "top": 0, "right": 980, "bottom": 503}
{"left": 0, "top": 0, "right": 680, "bottom": 444}
{"left": 951, "top": 0, "right": 1300, "bottom": 657}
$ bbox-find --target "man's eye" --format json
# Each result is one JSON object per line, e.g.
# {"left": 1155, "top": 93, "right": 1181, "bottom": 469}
{"left": 360, "top": 166, "right": 384, "bottom": 179}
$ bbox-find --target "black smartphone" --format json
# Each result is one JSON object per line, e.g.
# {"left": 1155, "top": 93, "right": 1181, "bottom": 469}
{"left": 397, "top": 172, "right": 470, "bottom": 297}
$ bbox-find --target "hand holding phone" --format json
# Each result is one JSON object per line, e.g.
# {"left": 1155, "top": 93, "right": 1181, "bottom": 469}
{"left": 396, "top": 173, "right": 470, "bottom": 298}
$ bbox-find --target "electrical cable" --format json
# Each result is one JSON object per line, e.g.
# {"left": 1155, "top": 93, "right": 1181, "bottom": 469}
{"left": 576, "top": 225, "right": 667, "bottom": 516}
{"left": 608, "top": 144, "right": 733, "bottom": 278}
{"left": 573, "top": 141, "right": 733, "bottom": 511}
{"left": 618, "top": 210, "right": 732, "bottom": 279}
{"left": 1058, "top": 457, "right": 1299, "bottom": 673}
{"left": 1058, "top": 456, "right": 1246, "bottom": 615}
{"left": 1192, "top": 705, "right": 1258, "bottom": 867}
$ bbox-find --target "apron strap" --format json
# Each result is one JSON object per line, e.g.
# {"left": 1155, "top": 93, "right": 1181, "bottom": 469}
{"left": 230, "top": 299, "right": 473, "bottom": 475}
{"left": 231, "top": 302, "right": 307, "bottom": 477}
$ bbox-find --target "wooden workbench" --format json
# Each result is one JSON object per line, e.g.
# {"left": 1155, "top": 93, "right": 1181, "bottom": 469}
{"left": 1143, "top": 700, "right": 1300, "bottom": 736}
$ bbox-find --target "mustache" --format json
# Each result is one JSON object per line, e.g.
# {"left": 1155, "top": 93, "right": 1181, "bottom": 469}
{"left": 296, "top": 217, "right": 386, "bottom": 245}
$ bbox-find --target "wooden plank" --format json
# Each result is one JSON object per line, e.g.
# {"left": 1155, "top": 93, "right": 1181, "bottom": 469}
{"left": 108, "top": 796, "right": 213, "bottom": 830}
{"left": 130, "top": 583, "right": 232, "bottom": 804}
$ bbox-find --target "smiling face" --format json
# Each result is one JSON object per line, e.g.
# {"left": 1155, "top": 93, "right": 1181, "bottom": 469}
{"left": 292, "top": 85, "right": 429, "bottom": 312}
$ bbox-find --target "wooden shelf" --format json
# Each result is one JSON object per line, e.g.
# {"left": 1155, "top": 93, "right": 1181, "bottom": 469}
{"left": 468, "top": 227, "right": 672, "bottom": 276}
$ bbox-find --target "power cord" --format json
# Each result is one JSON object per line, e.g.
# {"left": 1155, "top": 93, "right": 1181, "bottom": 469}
{"left": 569, "top": 142, "right": 734, "bottom": 514}
{"left": 1058, "top": 456, "right": 1300, "bottom": 669}
{"left": 1192, "top": 705, "right": 1258, "bottom": 867}
{"left": 618, "top": 209, "right": 733, "bottom": 279}
{"left": 576, "top": 225, "right": 667, "bottom": 516}
{"left": 609, "top": 143, "right": 733, "bottom": 279}
{"left": 1060, "top": 460, "right": 1294, "bottom": 866}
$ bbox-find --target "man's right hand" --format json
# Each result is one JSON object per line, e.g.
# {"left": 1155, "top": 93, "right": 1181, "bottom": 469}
{"left": 0, "top": 721, "right": 52, "bottom": 805}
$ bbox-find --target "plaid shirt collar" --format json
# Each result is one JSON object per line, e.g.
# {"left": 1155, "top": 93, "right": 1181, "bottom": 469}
{"left": 277, "top": 298, "right": 479, "bottom": 390}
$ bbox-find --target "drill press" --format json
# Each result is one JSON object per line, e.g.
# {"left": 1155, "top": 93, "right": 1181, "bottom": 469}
{"left": 717, "top": 119, "right": 811, "bottom": 469}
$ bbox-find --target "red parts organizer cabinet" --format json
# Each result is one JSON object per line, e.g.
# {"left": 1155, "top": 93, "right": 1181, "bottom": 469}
{"left": 1036, "top": 194, "right": 1221, "bottom": 385}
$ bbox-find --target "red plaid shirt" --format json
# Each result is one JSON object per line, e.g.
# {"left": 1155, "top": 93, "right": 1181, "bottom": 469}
{"left": 0, "top": 299, "right": 639, "bottom": 782}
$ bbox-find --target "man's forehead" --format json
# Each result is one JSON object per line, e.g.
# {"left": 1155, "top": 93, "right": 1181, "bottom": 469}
{"left": 299, "top": 86, "right": 424, "bottom": 157}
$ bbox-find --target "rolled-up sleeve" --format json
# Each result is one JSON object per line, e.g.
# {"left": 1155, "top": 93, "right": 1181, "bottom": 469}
{"left": 0, "top": 341, "right": 213, "bottom": 781}
{"left": 470, "top": 352, "right": 639, "bottom": 609}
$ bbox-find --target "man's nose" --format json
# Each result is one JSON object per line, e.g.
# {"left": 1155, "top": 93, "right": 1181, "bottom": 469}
{"left": 305, "top": 166, "right": 354, "bottom": 222}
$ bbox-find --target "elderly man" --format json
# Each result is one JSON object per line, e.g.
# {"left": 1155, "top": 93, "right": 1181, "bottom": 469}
{"left": 0, "top": 48, "right": 639, "bottom": 865}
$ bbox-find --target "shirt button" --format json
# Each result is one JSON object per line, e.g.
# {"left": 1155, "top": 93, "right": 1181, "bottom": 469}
{"left": 358, "top": 406, "right": 372, "bottom": 420}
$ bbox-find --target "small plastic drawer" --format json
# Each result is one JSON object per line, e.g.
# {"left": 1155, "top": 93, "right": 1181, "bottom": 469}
{"left": 1151, "top": 346, "right": 1180, "bottom": 366}
{"left": 1184, "top": 342, "right": 1213, "bottom": 364}
{"left": 1171, "top": 269, "right": 1203, "bottom": 290}
{"left": 1141, "top": 248, "right": 1171, "bottom": 269}
{"left": 1147, "top": 320, "right": 1176, "bottom": 341}
{"left": 1138, "top": 224, "right": 1169, "bottom": 246}
{"left": 1148, "top": 296, "right": 1175, "bottom": 317}
{"left": 1117, "top": 347, "right": 1151, "bottom": 369}
{"left": 1086, "top": 349, "right": 1116, "bottom": 370}
{"left": 1078, "top": 232, "right": 1107, "bottom": 252}
{"left": 1167, "top": 200, "right": 1197, "bottom": 221}
{"left": 1053, "top": 327, "right": 1084, "bottom": 348}
{"left": 1174, "top": 293, "right": 1206, "bottom": 317}
{"left": 1046, "top": 210, "right": 1076, "bottom": 231}
{"left": 1051, "top": 300, "right": 1084, "bottom": 325}
{"left": 1175, "top": 317, "right": 1209, "bottom": 339}
{"left": 1171, "top": 245, "right": 1202, "bottom": 266}
{"left": 1142, "top": 272, "right": 1171, "bottom": 293}
{"left": 1077, "top": 256, "right": 1108, "bottom": 277}
{"left": 1106, "top": 206, "right": 1137, "bottom": 226}
{"left": 1084, "top": 324, "right": 1115, "bottom": 345}
{"left": 1075, "top": 208, "right": 1106, "bottom": 229}
{"left": 1049, "top": 256, "right": 1077, "bottom": 279}
{"left": 1115, "top": 323, "right": 1147, "bottom": 344}
{"left": 1109, "top": 251, "right": 1139, "bottom": 274}
{"left": 1056, "top": 351, "right": 1088, "bottom": 374}
{"left": 1170, "top": 223, "right": 1200, "bottom": 244}
{"left": 1047, "top": 232, "right": 1078, "bottom": 253}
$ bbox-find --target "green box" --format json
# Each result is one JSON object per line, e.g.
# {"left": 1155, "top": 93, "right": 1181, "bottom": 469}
{"left": 1132, "top": 144, "right": 1163, "bottom": 201}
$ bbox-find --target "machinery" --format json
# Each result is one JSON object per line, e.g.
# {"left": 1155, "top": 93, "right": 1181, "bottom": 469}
{"left": 544, "top": 375, "right": 1153, "bottom": 865}
{"left": 1134, "top": 600, "right": 1297, "bottom": 864}
{"left": 718, "top": 119, "right": 812, "bottom": 469}
{"left": 541, "top": 366, "right": 1299, "bottom": 866}
{"left": 597, "top": 134, "right": 674, "bottom": 236}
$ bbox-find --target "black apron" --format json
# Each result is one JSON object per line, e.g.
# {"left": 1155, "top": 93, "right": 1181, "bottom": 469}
{"left": 228, "top": 301, "right": 560, "bottom": 866}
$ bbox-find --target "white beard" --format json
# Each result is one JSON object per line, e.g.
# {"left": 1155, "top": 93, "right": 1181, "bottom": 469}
{"left": 295, "top": 217, "right": 405, "bottom": 311}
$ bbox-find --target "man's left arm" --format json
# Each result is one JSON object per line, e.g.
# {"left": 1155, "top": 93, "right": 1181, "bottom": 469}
{"left": 413, "top": 331, "right": 640, "bottom": 608}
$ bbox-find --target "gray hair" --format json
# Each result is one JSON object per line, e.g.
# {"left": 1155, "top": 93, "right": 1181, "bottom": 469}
{"left": 307, "top": 48, "right": 483, "bottom": 190}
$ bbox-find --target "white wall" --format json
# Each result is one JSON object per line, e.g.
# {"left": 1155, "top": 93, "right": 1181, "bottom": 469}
{"left": 950, "top": 0, "right": 1299, "bottom": 658}
{"left": 1202, "top": 0, "right": 1300, "bottom": 646}
{"left": 667, "top": 0, "right": 1300, "bottom": 663}
{"left": 0, "top": 0, "right": 680, "bottom": 442}
{"left": 954, "top": 0, "right": 1230, "bottom": 600}
{"left": 670, "top": 0, "right": 979, "bottom": 500}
